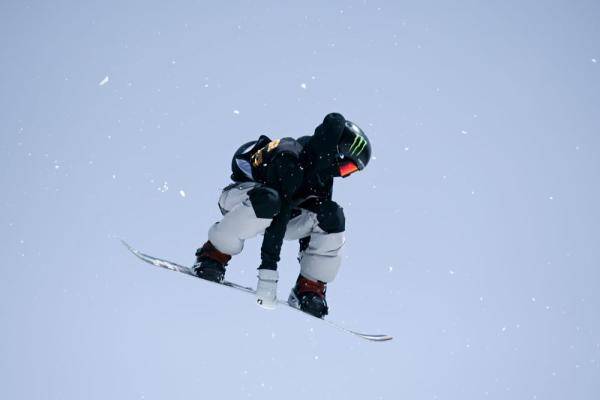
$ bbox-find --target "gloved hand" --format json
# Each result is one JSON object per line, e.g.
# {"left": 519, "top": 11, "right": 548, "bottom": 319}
{"left": 256, "top": 269, "right": 278, "bottom": 310}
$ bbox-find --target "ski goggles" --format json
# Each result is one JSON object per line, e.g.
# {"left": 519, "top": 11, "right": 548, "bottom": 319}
{"left": 339, "top": 160, "right": 359, "bottom": 177}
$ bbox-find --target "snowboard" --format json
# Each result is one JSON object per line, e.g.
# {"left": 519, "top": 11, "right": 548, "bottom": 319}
{"left": 121, "top": 240, "right": 392, "bottom": 342}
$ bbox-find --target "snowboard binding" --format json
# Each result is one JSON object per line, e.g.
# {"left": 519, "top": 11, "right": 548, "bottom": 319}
{"left": 194, "top": 259, "right": 226, "bottom": 283}
{"left": 288, "top": 275, "right": 329, "bottom": 318}
{"left": 193, "top": 241, "right": 231, "bottom": 283}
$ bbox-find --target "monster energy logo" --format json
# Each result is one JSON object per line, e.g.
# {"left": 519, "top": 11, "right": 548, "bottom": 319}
{"left": 349, "top": 134, "right": 367, "bottom": 156}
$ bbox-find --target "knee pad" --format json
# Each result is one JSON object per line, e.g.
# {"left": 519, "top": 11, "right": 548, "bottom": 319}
{"left": 248, "top": 187, "right": 281, "bottom": 219}
{"left": 316, "top": 200, "right": 345, "bottom": 233}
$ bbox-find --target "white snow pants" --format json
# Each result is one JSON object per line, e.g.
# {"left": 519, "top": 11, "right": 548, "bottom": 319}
{"left": 208, "top": 182, "right": 345, "bottom": 283}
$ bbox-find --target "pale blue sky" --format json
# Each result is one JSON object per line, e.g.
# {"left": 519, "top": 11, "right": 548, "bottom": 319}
{"left": 1, "top": 1, "right": 599, "bottom": 399}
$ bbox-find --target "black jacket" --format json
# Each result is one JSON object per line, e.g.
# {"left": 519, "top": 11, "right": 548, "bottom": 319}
{"left": 230, "top": 113, "right": 346, "bottom": 269}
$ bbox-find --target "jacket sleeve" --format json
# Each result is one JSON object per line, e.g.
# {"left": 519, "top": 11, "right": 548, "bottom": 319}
{"left": 311, "top": 113, "right": 346, "bottom": 154}
{"left": 301, "top": 113, "right": 347, "bottom": 179}
{"left": 259, "top": 202, "right": 292, "bottom": 270}
{"left": 258, "top": 152, "right": 303, "bottom": 270}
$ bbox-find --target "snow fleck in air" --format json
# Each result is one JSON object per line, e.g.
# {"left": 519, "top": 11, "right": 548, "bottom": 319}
{"left": 592, "top": 58, "right": 597, "bottom": 63}
{"left": 233, "top": 109, "right": 240, "bottom": 115}
{"left": 171, "top": 60, "right": 176, "bottom": 65}
{"left": 461, "top": 130, "right": 468, "bottom": 135}
{"left": 179, "top": 190, "right": 186, "bottom": 198}
{"left": 404, "top": 146, "right": 409, "bottom": 151}
{"left": 479, "top": 296, "right": 484, "bottom": 302}
{"left": 449, "top": 269, "right": 455, "bottom": 275}
{"left": 98, "top": 76, "right": 109, "bottom": 86}
{"left": 314, "top": 355, "right": 319, "bottom": 360}
{"left": 157, "top": 182, "right": 169, "bottom": 192}
{"left": 531, "top": 297, "right": 536, "bottom": 302}
{"left": 501, "top": 326, "right": 507, "bottom": 332}
{"left": 300, "top": 83, "right": 307, "bottom": 89}
{"left": 548, "top": 196, "right": 554, "bottom": 200}
{"left": 54, "top": 165, "right": 60, "bottom": 170}
{"left": 388, "top": 266, "right": 393, "bottom": 272}
{"left": 112, "top": 174, "right": 116, "bottom": 179}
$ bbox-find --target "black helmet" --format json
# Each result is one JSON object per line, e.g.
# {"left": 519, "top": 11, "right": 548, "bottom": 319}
{"left": 336, "top": 120, "right": 371, "bottom": 177}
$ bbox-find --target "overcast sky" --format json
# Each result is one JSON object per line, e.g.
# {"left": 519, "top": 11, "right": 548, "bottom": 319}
{"left": 1, "top": 1, "right": 599, "bottom": 399}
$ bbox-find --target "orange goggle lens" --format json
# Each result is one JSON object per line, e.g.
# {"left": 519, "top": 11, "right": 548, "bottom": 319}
{"left": 339, "top": 161, "right": 359, "bottom": 177}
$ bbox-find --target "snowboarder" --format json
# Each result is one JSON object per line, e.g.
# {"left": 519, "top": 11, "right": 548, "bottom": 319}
{"left": 193, "top": 113, "right": 372, "bottom": 318}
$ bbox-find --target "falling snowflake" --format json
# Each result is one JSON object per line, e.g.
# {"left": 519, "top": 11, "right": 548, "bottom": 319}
{"left": 99, "top": 76, "right": 109, "bottom": 86}
{"left": 157, "top": 182, "right": 169, "bottom": 193}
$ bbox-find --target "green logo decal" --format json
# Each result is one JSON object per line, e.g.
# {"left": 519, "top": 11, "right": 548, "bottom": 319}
{"left": 349, "top": 134, "right": 367, "bottom": 156}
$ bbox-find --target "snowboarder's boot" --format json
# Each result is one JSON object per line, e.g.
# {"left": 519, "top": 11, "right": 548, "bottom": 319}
{"left": 288, "top": 274, "right": 329, "bottom": 318}
{"left": 193, "top": 241, "right": 231, "bottom": 283}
